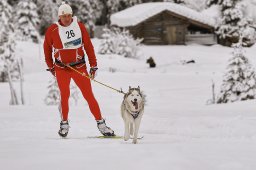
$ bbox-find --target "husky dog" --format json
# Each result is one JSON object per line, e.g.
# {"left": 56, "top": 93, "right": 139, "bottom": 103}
{"left": 121, "top": 86, "right": 145, "bottom": 144}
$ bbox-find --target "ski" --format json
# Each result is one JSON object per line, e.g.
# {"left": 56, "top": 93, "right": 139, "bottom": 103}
{"left": 87, "top": 136, "right": 144, "bottom": 139}
{"left": 87, "top": 135, "right": 123, "bottom": 139}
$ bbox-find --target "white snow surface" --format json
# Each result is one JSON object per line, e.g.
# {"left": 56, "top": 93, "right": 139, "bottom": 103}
{"left": 1, "top": 39, "right": 256, "bottom": 170}
{"left": 110, "top": 2, "right": 216, "bottom": 27}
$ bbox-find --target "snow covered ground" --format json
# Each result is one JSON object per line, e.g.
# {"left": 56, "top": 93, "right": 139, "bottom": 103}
{"left": 1, "top": 40, "right": 256, "bottom": 170}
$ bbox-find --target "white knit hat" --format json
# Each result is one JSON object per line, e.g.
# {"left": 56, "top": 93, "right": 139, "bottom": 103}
{"left": 58, "top": 2, "right": 72, "bottom": 16}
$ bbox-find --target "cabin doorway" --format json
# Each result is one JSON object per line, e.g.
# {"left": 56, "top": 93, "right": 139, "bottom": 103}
{"left": 166, "top": 26, "right": 185, "bottom": 45}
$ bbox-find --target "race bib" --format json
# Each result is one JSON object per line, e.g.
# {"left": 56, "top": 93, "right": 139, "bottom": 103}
{"left": 57, "top": 16, "right": 82, "bottom": 49}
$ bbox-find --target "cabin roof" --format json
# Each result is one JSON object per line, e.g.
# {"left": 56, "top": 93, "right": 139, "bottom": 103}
{"left": 110, "top": 2, "right": 216, "bottom": 29}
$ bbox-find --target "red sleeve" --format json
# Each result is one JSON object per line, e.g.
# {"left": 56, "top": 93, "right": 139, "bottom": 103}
{"left": 79, "top": 22, "right": 97, "bottom": 67}
{"left": 43, "top": 25, "right": 55, "bottom": 69}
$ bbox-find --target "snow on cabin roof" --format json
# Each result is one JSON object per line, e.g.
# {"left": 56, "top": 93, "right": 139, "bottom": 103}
{"left": 110, "top": 2, "right": 216, "bottom": 28}
{"left": 201, "top": 5, "right": 221, "bottom": 20}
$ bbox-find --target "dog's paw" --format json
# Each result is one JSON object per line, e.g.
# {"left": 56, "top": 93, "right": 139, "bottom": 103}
{"left": 124, "top": 135, "right": 129, "bottom": 141}
{"left": 132, "top": 139, "right": 138, "bottom": 144}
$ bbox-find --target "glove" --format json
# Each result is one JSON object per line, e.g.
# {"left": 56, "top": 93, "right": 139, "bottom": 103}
{"left": 89, "top": 66, "right": 98, "bottom": 79}
{"left": 48, "top": 67, "right": 55, "bottom": 77}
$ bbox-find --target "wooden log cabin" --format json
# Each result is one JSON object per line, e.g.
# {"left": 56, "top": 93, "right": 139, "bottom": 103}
{"left": 110, "top": 2, "right": 217, "bottom": 45}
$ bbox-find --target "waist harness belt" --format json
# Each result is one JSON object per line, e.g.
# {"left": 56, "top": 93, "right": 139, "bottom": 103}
{"left": 55, "top": 58, "right": 85, "bottom": 67}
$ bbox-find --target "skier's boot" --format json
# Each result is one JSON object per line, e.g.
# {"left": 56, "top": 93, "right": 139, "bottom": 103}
{"left": 97, "top": 119, "right": 115, "bottom": 136}
{"left": 58, "top": 120, "right": 69, "bottom": 137}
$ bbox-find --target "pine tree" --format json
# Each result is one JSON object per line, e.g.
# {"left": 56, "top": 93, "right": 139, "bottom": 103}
{"left": 71, "top": 0, "right": 101, "bottom": 36}
{"left": 44, "top": 79, "right": 60, "bottom": 105}
{"left": 217, "top": 41, "right": 256, "bottom": 103}
{"left": 45, "top": 78, "right": 79, "bottom": 105}
{"left": 36, "top": 0, "right": 58, "bottom": 35}
{"left": 217, "top": 0, "right": 243, "bottom": 46}
{"left": 105, "top": 0, "right": 120, "bottom": 25}
{"left": 69, "top": 82, "right": 79, "bottom": 105}
{"left": 7, "top": 0, "right": 19, "bottom": 6}
{"left": 119, "top": 0, "right": 142, "bottom": 10}
{"left": 0, "top": 0, "right": 20, "bottom": 105}
{"left": 163, "top": 0, "right": 185, "bottom": 4}
{"left": 14, "top": 0, "right": 40, "bottom": 43}
{"left": 98, "top": 27, "right": 114, "bottom": 54}
{"left": 99, "top": 27, "right": 143, "bottom": 58}
{"left": 0, "top": 0, "right": 19, "bottom": 82}
{"left": 115, "top": 28, "right": 143, "bottom": 58}
{"left": 97, "top": 0, "right": 143, "bottom": 25}
{"left": 206, "top": 0, "right": 223, "bottom": 6}
{"left": 207, "top": 0, "right": 255, "bottom": 46}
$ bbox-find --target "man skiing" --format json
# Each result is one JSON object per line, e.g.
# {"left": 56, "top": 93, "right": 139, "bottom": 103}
{"left": 43, "top": 2, "right": 115, "bottom": 137}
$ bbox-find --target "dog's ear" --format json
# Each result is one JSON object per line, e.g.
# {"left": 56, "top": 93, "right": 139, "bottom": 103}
{"left": 137, "top": 86, "right": 140, "bottom": 92}
{"left": 129, "top": 86, "right": 131, "bottom": 91}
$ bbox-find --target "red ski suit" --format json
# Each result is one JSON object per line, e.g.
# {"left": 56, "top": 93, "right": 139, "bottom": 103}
{"left": 43, "top": 19, "right": 102, "bottom": 121}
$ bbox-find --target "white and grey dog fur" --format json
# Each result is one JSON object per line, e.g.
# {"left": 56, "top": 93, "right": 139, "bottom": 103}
{"left": 121, "top": 86, "right": 145, "bottom": 144}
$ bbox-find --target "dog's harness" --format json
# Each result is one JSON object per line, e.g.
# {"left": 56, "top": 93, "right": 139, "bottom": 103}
{"left": 131, "top": 111, "right": 140, "bottom": 119}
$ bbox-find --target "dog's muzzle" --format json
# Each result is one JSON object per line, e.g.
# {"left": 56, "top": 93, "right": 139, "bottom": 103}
{"left": 131, "top": 99, "right": 138, "bottom": 110}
